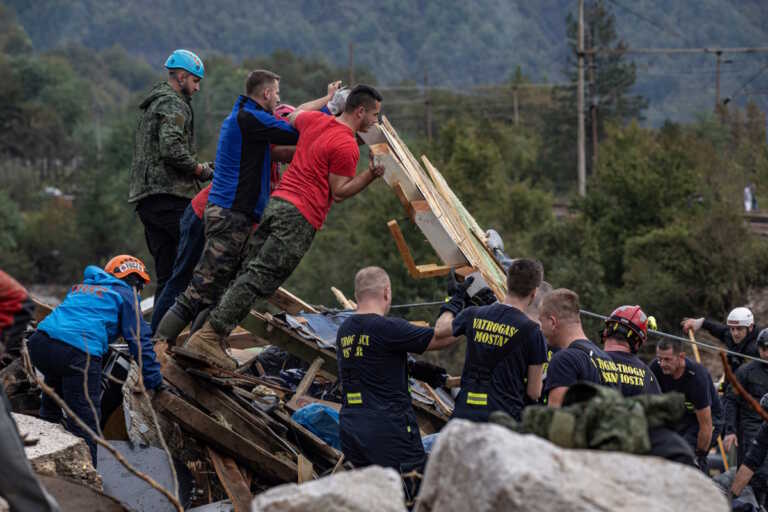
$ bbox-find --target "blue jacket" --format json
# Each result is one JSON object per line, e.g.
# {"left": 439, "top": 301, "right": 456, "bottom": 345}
{"left": 209, "top": 96, "right": 299, "bottom": 221}
{"left": 38, "top": 266, "right": 162, "bottom": 389}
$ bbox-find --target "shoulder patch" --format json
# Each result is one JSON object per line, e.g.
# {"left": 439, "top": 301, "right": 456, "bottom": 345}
{"left": 174, "top": 114, "right": 185, "bottom": 128}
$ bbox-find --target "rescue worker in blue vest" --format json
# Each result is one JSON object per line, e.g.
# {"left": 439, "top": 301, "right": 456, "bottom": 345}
{"left": 540, "top": 288, "right": 619, "bottom": 407}
{"left": 602, "top": 305, "right": 661, "bottom": 397}
{"left": 723, "top": 329, "right": 768, "bottom": 501}
{"left": 448, "top": 259, "right": 547, "bottom": 422}
{"left": 336, "top": 266, "right": 463, "bottom": 498}
{"left": 27, "top": 255, "right": 163, "bottom": 464}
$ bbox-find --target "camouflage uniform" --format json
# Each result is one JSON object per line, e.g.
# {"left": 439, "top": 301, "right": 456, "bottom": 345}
{"left": 128, "top": 81, "right": 202, "bottom": 203}
{"left": 129, "top": 81, "right": 206, "bottom": 298}
{"left": 174, "top": 204, "right": 252, "bottom": 320}
{"left": 208, "top": 198, "right": 316, "bottom": 335}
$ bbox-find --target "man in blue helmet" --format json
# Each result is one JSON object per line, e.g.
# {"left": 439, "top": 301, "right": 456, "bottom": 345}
{"left": 129, "top": 49, "right": 214, "bottom": 302}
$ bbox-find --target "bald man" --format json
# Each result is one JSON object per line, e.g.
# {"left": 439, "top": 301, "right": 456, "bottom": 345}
{"left": 336, "top": 266, "right": 460, "bottom": 480}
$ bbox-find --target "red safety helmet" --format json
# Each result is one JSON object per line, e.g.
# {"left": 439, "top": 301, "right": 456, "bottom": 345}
{"left": 603, "top": 305, "right": 656, "bottom": 353}
{"left": 274, "top": 103, "right": 295, "bottom": 120}
{"left": 104, "top": 255, "right": 150, "bottom": 284}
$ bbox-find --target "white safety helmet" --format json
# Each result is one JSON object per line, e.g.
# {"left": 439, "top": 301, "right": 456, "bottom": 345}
{"left": 727, "top": 307, "right": 754, "bottom": 328}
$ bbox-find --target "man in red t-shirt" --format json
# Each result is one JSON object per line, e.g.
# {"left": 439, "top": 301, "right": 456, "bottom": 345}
{"left": 184, "top": 85, "right": 384, "bottom": 369}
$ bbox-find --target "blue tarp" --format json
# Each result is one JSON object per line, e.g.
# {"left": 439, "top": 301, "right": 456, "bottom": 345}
{"left": 291, "top": 403, "right": 341, "bottom": 450}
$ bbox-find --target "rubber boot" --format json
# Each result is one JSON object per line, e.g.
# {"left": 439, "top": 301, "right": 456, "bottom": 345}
{"left": 154, "top": 303, "right": 193, "bottom": 345}
{"left": 183, "top": 321, "right": 237, "bottom": 370}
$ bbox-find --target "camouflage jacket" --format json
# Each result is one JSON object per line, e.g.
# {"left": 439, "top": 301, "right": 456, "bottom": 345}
{"left": 128, "top": 81, "right": 202, "bottom": 203}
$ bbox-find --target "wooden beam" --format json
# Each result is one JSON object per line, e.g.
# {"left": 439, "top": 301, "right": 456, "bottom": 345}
{"left": 392, "top": 182, "right": 415, "bottom": 219}
{"left": 268, "top": 287, "right": 318, "bottom": 315}
{"left": 387, "top": 219, "right": 453, "bottom": 279}
{"left": 330, "top": 287, "right": 356, "bottom": 310}
{"left": 207, "top": 447, "right": 253, "bottom": 512}
{"left": 239, "top": 312, "right": 338, "bottom": 379}
{"left": 294, "top": 357, "right": 324, "bottom": 400}
{"left": 297, "top": 455, "right": 314, "bottom": 483}
{"left": 153, "top": 390, "right": 298, "bottom": 483}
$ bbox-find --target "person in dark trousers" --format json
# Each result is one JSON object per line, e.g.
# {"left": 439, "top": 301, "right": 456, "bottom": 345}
{"left": 602, "top": 305, "right": 661, "bottom": 397}
{"left": 448, "top": 259, "right": 547, "bottom": 422}
{"left": 682, "top": 307, "right": 760, "bottom": 374}
{"left": 337, "top": 267, "right": 461, "bottom": 499}
{"left": 540, "top": 289, "right": 619, "bottom": 407}
{"left": 723, "top": 328, "right": 768, "bottom": 500}
{"left": 129, "top": 49, "right": 213, "bottom": 301}
{"left": 185, "top": 85, "right": 385, "bottom": 370}
{"left": 731, "top": 393, "right": 768, "bottom": 502}
{"left": 27, "top": 255, "right": 163, "bottom": 464}
{"left": 0, "top": 269, "right": 34, "bottom": 356}
{"left": 651, "top": 338, "right": 724, "bottom": 473}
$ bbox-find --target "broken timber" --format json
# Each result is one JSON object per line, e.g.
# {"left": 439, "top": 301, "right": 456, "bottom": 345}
{"left": 362, "top": 117, "right": 507, "bottom": 298}
{"left": 207, "top": 447, "right": 253, "bottom": 512}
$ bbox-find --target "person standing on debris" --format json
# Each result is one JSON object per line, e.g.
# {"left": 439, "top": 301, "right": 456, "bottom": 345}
{"left": 682, "top": 307, "right": 760, "bottom": 374}
{"left": 0, "top": 269, "right": 34, "bottom": 356}
{"left": 154, "top": 72, "right": 315, "bottom": 341}
{"left": 651, "top": 338, "right": 724, "bottom": 472}
{"left": 540, "top": 289, "right": 619, "bottom": 407}
{"left": 723, "top": 329, "right": 768, "bottom": 499}
{"left": 336, "top": 267, "right": 461, "bottom": 483}
{"left": 27, "top": 255, "right": 163, "bottom": 464}
{"left": 184, "top": 85, "right": 385, "bottom": 369}
{"left": 602, "top": 305, "right": 661, "bottom": 396}
{"left": 448, "top": 259, "right": 548, "bottom": 422}
{"left": 129, "top": 49, "right": 213, "bottom": 302}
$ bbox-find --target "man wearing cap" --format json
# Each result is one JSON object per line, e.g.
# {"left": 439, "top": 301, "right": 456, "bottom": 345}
{"left": 723, "top": 328, "right": 768, "bottom": 500}
{"left": 129, "top": 49, "right": 213, "bottom": 301}
{"left": 682, "top": 307, "right": 760, "bottom": 374}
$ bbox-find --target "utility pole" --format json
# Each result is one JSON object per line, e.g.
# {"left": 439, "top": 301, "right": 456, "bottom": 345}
{"left": 587, "top": 27, "right": 598, "bottom": 171}
{"left": 348, "top": 42, "right": 355, "bottom": 86}
{"left": 424, "top": 70, "right": 433, "bottom": 144}
{"left": 577, "top": 0, "right": 586, "bottom": 197}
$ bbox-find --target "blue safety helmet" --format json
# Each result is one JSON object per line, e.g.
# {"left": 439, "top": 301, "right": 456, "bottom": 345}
{"left": 164, "top": 49, "right": 204, "bottom": 79}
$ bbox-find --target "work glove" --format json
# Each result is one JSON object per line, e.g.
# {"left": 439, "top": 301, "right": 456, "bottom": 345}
{"left": 327, "top": 87, "right": 350, "bottom": 116}
{"left": 471, "top": 287, "right": 498, "bottom": 307}
{"left": 694, "top": 451, "right": 709, "bottom": 474}
{"left": 197, "top": 161, "right": 214, "bottom": 181}
{"left": 408, "top": 359, "right": 448, "bottom": 388}
{"left": 438, "top": 270, "right": 474, "bottom": 318}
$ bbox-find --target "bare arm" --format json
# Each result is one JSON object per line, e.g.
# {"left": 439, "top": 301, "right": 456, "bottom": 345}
{"left": 425, "top": 311, "right": 460, "bottom": 351}
{"left": 695, "top": 406, "right": 713, "bottom": 453}
{"left": 547, "top": 386, "right": 568, "bottom": 408}
{"left": 526, "top": 364, "right": 544, "bottom": 401}
{"left": 731, "top": 464, "right": 755, "bottom": 496}
{"left": 272, "top": 145, "right": 295, "bottom": 163}
{"left": 295, "top": 80, "right": 342, "bottom": 113}
{"left": 329, "top": 166, "right": 383, "bottom": 202}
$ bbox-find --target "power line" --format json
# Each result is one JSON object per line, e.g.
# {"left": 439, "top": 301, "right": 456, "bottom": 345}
{"left": 604, "top": 0, "right": 690, "bottom": 44}
{"left": 723, "top": 61, "right": 768, "bottom": 103}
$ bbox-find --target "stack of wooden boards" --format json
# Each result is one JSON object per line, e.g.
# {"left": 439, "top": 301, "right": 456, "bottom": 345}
{"left": 360, "top": 116, "right": 507, "bottom": 298}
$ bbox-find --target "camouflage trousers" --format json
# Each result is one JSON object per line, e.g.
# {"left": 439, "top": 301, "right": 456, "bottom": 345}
{"left": 176, "top": 204, "right": 252, "bottom": 319}
{"left": 209, "top": 198, "right": 316, "bottom": 335}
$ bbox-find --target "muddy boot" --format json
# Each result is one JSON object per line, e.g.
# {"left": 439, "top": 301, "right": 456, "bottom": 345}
{"left": 154, "top": 303, "right": 193, "bottom": 345}
{"left": 183, "top": 322, "right": 237, "bottom": 370}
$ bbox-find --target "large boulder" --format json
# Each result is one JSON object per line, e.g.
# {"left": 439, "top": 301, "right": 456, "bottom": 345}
{"left": 13, "top": 413, "right": 102, "bottom": 491}
{"left": 415, "top": 419, "right": 728, "bottom": 512}
{"left": 251, "top": 465, "right": 406, "bottom": 512}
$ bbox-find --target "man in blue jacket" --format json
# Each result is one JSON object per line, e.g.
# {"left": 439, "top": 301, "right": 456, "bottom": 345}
{"left": 27, "top": 255, "right": 162, "bottom": 464}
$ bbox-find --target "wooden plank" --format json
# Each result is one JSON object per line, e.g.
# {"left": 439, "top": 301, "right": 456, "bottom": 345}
{"left": 207, "top": 447, "right": 253, "bottom": 512}
{"left": 239, "top": 312, "right": 338, "bottom": 379}
{"left": 153, "top": 390, "right": 298, "bottom": 483}
{"left": 161, "top": 360, "right": 291, "bottom": 455}
{"left": 387, "top": 219, "right": 453, "bottom": 279}
{"left": 330, "top": 287, "right": 356, "bottom": 310}
{"left": 293, "top": 357, "right": 324, "bottom": 399}
{"left": 30, "top": 295, "right": 54, "bottom": 322}
{"left": 392, "top": 182, "right": 415, "bottom": 219}
{"left": 268, "top": 287, "right": 318, "bottom": 315}
{"left": 297, "top": 455, "right": 314, "bottom": 483}
{"left": 273, "top": 409, "right": 343, "bottom": 467}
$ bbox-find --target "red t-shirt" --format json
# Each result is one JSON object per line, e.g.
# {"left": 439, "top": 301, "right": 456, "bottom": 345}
{"left": 272, "top": 111, "right": 359, "bottom": 229}
{"left": 0, "top": 270, "right": 28, "bottom": 331}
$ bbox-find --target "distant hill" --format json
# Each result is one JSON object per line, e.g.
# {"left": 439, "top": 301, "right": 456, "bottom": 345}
{"left": 5, "top": 0, "right": 768, "bottom": 124}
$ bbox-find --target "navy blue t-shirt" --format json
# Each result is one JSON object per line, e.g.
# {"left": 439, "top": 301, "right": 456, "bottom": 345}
{"left": 545, "top": 339, "right": 619, "bottom": 394}
{"left": 451, "top": 303, "right": 547, "bottom": 421}
{"left": 650, "top": 357, "right": 723, "bottom": 440}
{"left": 607, "top": 350, "right": 661, "bottom": 396}
{"left": 336, "top": 313, "right": 433, "bottom": 413}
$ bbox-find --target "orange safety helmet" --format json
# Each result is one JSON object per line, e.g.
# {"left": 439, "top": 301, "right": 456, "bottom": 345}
{"left": 104, "top": 255, "right": 150, "bottom": 284}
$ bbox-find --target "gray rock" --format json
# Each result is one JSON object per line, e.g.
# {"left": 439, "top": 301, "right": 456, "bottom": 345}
{"left": 415, "top": 419, "right": 729, "bottom": 512}
{"left": 251, "top": 466, "right": 406, "bottom": 512}
{"left": 13, "top": 413, "right": 102, "bottom": 491}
